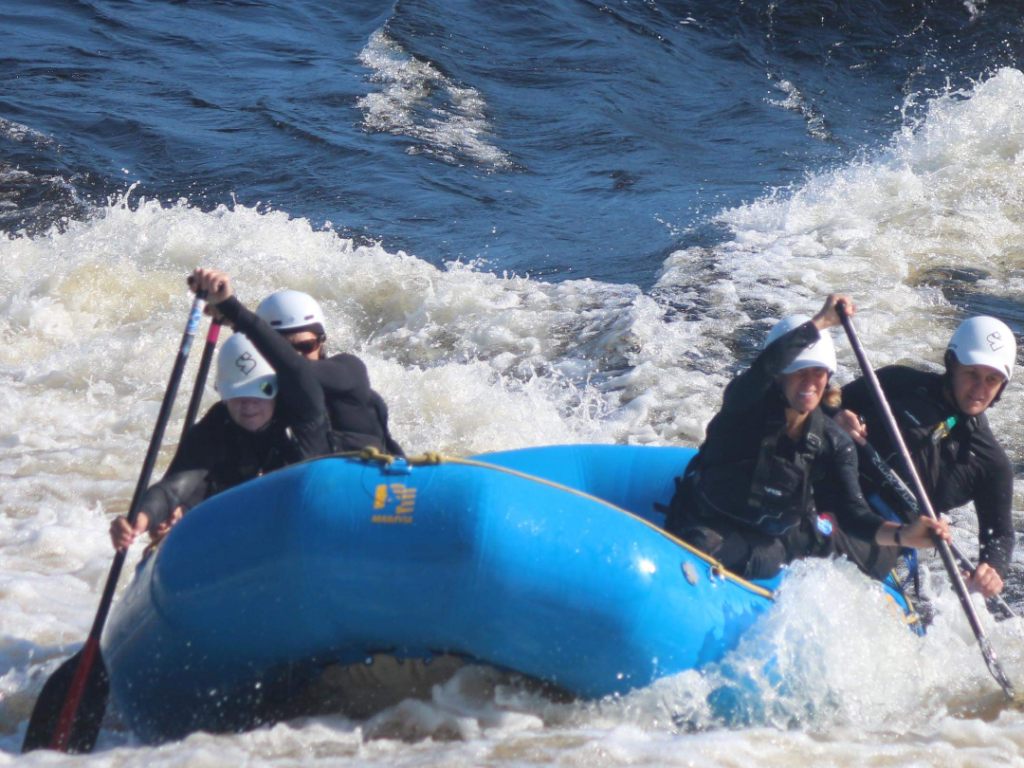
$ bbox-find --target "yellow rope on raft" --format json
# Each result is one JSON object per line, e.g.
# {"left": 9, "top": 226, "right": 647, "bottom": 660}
{"left": 401, "top": 453, "right": 921, "bottom": 617}
{"left": 442, "top": 455, "right": 775, "bottom": 600}
{"left": 148, "top": 448, "right": 922, "bottom": 616}
{"left": 329, "top": 450, "right": 775, "bottom": 600}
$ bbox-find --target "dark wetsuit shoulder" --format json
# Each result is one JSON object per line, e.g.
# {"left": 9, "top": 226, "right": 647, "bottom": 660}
{"left": 315, "top": 353, "right": 405, "bottom": 456}
{"left": 315, "top": 353, "right": 372, "bottom": 400}
{"left": 840, "top": 365, "right": 939, "bottom": 415}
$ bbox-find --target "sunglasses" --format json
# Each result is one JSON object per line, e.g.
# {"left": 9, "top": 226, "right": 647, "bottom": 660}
{"left": 290, "top": 338, "right": 323, "bottom": 355}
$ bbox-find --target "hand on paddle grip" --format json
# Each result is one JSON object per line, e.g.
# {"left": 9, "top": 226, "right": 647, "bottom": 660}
{"left": 892, "top": 515, "right": 950, "bottom": 550}
{"left": 109, "top": 513, "right": 150, "bottom": 551}
{"left": 188, "top": 268, "right": 233, "bottom": 308}
{"left": 151, "top": 507, "right": 184, "bottom": 543}
{"left": 834, "top": 409, "right": 868, "bottom": 446}
{"left": 965, "top": 561, "right": 1004, "bottom": 600}
{"left": 813, "top": 294, "right": 855, "bottom": 331}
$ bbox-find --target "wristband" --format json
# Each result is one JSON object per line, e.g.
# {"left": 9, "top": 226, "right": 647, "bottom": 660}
{"left": 894, "top": 525, "right": 903, "bottom": 548}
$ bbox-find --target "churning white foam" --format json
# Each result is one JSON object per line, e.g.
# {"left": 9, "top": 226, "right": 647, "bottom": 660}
{"left": 0, "top": 118, "right": 52, "bottom": 147}
{"left": 356, "top": 29, "right": 511, "bottom": 169}
{"left": 765, "top": 77, "right": 832, "bottom": 141}
{"left": 658, "top": 67, "right": 1024, "bottom": 493}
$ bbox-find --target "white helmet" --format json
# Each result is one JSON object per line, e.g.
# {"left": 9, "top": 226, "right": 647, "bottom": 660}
{"left": 765, "top": 315, "right": 837, "bottom": 376}
{"left": 256, "top": 290, "right": 326, "bottom": 335}
{"left": 947, "top": 316, "right": 1016, "bottom": 382}
{"left": 216, "top": 333, "right": 277, "bottom": 401}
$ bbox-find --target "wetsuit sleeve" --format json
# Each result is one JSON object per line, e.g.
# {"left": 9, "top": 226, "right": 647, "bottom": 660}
{"left": 137, "top": 408, "right": 222, "bottom": 530}
{"left": 720, "top": 321, "right": 821, "bottom": 412}
{"left": 825, "top": 430, "right": 885, "bottom": 541}
{"left": 216, "top": 296, "right": 326, "bottom": 426}
{"left": 974, "top": 454, "right": 1015, "bottom": 577}
{"left": 137, "top": 470, "right": 209, "bottom": 531}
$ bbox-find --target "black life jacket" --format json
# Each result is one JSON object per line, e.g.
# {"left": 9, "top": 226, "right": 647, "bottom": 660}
{"left": 323, "top": 390, "right": 404, "bottom": 455}
{"left": 887, "top": 384, "right": 969, "bottom": 493}
{"left": 691, "top": 408, "right": 828, "bottom": 536}
{"left": 325, "top": 396, "right": 405, "bottom": 456}
{"left": 205, "top": 414, "right": 304, "bottom": 498}
{"left": 328, "top": 428, "right": 384, "bottom": 453}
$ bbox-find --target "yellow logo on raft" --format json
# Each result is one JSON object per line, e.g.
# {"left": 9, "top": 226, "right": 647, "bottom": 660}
{"left": 372, "top": 483, "right": 416, "bottom": 523}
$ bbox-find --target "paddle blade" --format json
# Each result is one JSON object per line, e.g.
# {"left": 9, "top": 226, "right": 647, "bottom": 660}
{"left": 978, "top": 635, "right": 1017, "bottom": 701}
{"left": 22, "top": 650, "right": 109, "bottom": 754}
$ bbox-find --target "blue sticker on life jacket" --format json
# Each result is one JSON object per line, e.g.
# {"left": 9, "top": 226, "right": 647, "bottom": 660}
{"left": 816, "top": 514, "right": 834, "bottom": 536}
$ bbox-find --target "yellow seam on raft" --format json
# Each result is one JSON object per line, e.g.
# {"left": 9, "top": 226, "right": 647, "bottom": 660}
{"left": 254, "top": 448, "right": 774, "bottom": 599}
{"left": 418, "top": 454, "right": 776, "bottom": 600}
{"left": 339, "top": 451, "right": 917, "bottom": 615}
{"left": 145, "top": 450, "right": 917, "bottom": 612}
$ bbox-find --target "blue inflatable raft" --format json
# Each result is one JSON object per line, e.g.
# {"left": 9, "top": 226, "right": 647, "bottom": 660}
{"left": 101, "top": 445, "right": 914, "bottom": 743}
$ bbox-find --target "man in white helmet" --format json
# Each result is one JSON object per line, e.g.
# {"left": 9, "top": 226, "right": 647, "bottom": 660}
{"left": 256, "top": 290, "right": 404, "bottom": 457}
{"left": 109, "top": 270, "right": 332, "bottom": 550}
{"left": 663, "top": 294, "right": 949, "bottom": 580}
{"left": 835, "top": 316, "right": 1017, "bottom": 598}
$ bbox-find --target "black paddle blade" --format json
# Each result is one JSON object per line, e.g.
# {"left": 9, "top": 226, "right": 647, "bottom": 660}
{"left": 22, "top": 650, "right": 109, "bottom": 754}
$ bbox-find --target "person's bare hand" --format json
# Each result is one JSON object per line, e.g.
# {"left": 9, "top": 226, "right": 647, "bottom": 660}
{"left": 811, "top": 293, "right": 855, "bottom": 331}
{"left": 151, "top": 506, "right": 184, "bottom": 542}
{"left": 187, "top": 268, "right": 233, "bottom": 305}
{"left": 834, "top": 409, "right": 867, "bottom": 446}
{"left": 965, "top": 562, "right": 1004, "bottom": 599}
{"left": 897, "top": 515, "right": 951, "bottom": 549}
{"left": 109, "top": 512, "right": 150, "bottom": 550}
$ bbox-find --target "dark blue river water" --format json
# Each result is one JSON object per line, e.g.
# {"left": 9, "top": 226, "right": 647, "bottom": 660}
{"left": 3, "top": 0, "right": 1022, "bottom": 285}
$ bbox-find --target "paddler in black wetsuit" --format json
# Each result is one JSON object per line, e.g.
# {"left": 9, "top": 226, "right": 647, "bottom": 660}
{"left": 109, "top": 268, "right": 332, "bottom": 549}
{"left": 664, "top": 294, "right": 950, "bottom": 580}
{"left": 255, "top": 289, "right": 404, "bottom": 457}
{"left": 833, "top": 316, "right": 1017, "bottom": 599}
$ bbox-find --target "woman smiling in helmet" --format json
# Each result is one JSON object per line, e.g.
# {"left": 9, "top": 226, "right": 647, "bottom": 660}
{"left": 664, "top": 294, "right": 949, "bottom": 580}
{"left": 109, "top": 270, "right": 332, "bottom": 550}
{"left": 835, "top": 316, "right": 1017, "bottom": 598}
{"left": 256, "top": 290, "right": 404, "bottom": 457}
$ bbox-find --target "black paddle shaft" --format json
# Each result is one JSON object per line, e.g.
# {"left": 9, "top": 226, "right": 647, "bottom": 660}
{"left": 183, "top": 319, "right": 222, "bottom": 432}
{"left": 836, "top": 302, "right": 1016, "bottom": 700}
{"left": 27, "top": 291, "right": 208, "bottom": 753}
{"left": 89, "top": 292, "right": 208, "bottom": 648}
